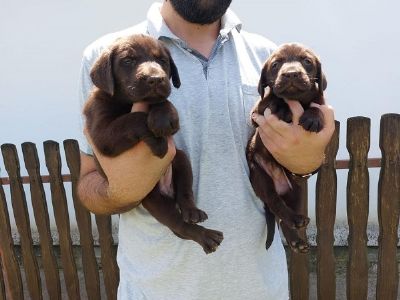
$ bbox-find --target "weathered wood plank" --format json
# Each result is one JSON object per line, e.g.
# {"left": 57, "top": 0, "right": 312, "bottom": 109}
{"left": 315, "top": 121, "right": 339, "bottom": 300}
{"left": 0, "top": 179, "right": 23, "bottom": 300}
{"left": 336, "top": 158, "right": 380, "bottom": 169}
{"left": 0, "top": 257, "right": 5, "bottom": 300}
{"left": 22, "top": 142, "right": 61, "bottom": 300}
{"left": 64, "top": 139, "right": 101, "bottom": 300}
{"left": 96, "top": 215, "right": 119, "bottom": 300}
{"left": 1, "top": 144, "right": 42, "bottom": 300}
{"left": 376, "top": 114, "right": 400, "bottom": 300}
{"left": 346, "top": 117, "right": 370, "bottom": 300}
{"left": 289, "top": 179, "right": 309, "bottom": 300}
{"left": 43, "top": 141, "right": 81, "bottom": 300}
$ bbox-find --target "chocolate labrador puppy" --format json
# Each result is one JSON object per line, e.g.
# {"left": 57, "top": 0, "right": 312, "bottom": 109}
{"left": 246, "top": 43, "right": 327, "bottom": 253}
{"left": 83, "top": 34, "right": 223, "bottom": 254}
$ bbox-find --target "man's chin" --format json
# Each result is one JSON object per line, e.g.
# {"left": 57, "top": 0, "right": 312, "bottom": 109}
{"left": 169, "top": 0, "right": 232, "bottom": 25}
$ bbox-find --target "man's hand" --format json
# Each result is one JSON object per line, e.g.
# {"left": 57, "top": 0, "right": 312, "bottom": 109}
{"left": 78, "top": 102, "right": 176, "bottom": 215}
{"left": 252, "top": 100, "right": 335, "bottom": 175}
{"left": 88, "top": 101, "right": 176, "bottom": 196}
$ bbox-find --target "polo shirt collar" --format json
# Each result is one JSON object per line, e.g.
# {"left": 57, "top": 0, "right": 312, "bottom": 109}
{"left": 220, "top": 8, "right": 242, "bottom": 36}
{"left": 146, "top": 2, "right": 242, "bottom": 40}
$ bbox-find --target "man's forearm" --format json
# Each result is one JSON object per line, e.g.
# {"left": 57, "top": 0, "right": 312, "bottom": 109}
{"left": 77, "top": 170, "right": 140, "bottom": 215}
{"left": 77, "top": 139, "right": 176, "bottom": 215}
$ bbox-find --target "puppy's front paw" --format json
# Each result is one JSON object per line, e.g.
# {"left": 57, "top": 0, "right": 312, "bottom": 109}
{"left": 299, "top": 107, "right": 324, "bottom": 132}
{"left": 269, "top": 101, "right": 293, "bottom": 123}
{"left": 143, "top": 136, "right": 168, "bottom": 158}
{"left": 148, "top": 113, "right": 179, "bottom": 137}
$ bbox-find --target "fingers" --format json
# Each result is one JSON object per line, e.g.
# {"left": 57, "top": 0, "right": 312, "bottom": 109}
{"left": 310, "top": 103, "right": 335, "bottom": 124}
{"left": 258, "top": 125, "right": 284, "bottom": 154}
{"left": 310, "top": 102, "right": 336, "bottom": 138}
{"left": 131, "top": 102, "right": 149, "bottom": 113}
{"left": 252, "top": 109, "right": 291, "bottom": 137}
{"left": 285, "top": 99, "right": 304, "bottom": 125}
{"left": 251, "top": 111, "right": 267, "bottom": 127}
{"left": 319, "top": 104, "right": 335, "bottom": 127}
{"left": 167, "top": 136, "right": 177, "bottom": 157}
{"left": 253, "top": 102, "right": 335, "bottom": 138}
{"left": 252, "top": 110, "right": 288, "bottom": 152}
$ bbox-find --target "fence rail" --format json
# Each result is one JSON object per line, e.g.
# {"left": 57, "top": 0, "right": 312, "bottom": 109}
{"left": 0, "top": 114, "right": 399, "bottom": 299}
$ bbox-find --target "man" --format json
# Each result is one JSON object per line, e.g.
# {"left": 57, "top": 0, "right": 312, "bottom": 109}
{"left": 78, "top": 0, "right": 335, "bottom": 299}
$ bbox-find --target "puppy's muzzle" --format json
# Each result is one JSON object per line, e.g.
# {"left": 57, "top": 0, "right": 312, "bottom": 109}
{"left": 140, "top": 73, "right": 170, "bottom": 97}
{"left": 282, "top": 71, "right": 302, "bottom": 79}
{"left": 145, "top": 75, "right": 164, "bottom": 87}
{"left": 279, "top": 62, "right": 307, "bottom": 83}
{"left": 137, "top": 62, "right": 170, "bottom": 99}
{"left": 275, "top": 62, "right": 310, "bottom": 95}
{"left": 138, "top": 62, "right": 167, "bottom": 79}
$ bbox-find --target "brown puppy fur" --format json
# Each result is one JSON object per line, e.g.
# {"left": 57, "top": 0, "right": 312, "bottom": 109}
{"left": 83, "top": 34, "right": 223, "bottom": 254}
{"left": 246, "top": 43, "right": 327, "bottom": 253}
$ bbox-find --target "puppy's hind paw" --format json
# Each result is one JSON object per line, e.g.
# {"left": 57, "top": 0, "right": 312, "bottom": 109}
{"left": 181, "top": 207, "right": 208, "bottom": 224}
{"left": 283, "top": 214, "right": 310, "bottom": 229}
{"left": 293, "top": 214, "right": 310, "bottom": 229}
{"left": 289, "top": 239, "right": 310, "bottom": 254}
{"left": 199, "top": 229, "right": 224, "bottom": 254}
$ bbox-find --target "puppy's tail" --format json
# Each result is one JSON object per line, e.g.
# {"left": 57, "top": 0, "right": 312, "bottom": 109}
{"left": 265, "top": 205, "right": 276, "bottom": 250}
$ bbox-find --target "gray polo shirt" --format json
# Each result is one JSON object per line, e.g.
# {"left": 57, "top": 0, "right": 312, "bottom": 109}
{"left": 79, "top": 3, "right": 288, "bottom": 299}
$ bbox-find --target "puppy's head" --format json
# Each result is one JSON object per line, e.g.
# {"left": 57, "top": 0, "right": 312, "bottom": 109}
{"left": 258, "top": 43, "right": 327, "bottom": 104}
{"left": 90, "top": 34, "right": 181, "bottom": 103}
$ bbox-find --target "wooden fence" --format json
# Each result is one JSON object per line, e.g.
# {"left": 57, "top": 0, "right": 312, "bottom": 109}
{"left": 0, "top": 140, "right": 118, "bottom": 300}
{"left": 0, "top": 113, "right": 399, "bottom": 300}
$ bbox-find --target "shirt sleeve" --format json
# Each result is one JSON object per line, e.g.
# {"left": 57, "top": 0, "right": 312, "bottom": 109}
{"left": 77, "top": 53, "right": 95, "bottom": 156}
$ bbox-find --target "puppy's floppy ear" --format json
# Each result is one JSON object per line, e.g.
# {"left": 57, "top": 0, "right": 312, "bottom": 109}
{"left": 167, "top": 50, "right": 181, "bottom": 89}
{"left": 257, "top": 63, "right": 270, "bottom": 99}
{"left": 90, "top": 48, "right": 115, "bottom": 96}
{"left": 316, "top": 59, "right": 327, "bottom": 94}
{"left": 158, "top": 40, "right": 181, "bottom": 88}
{"left": 169, "top": 55, "right": 181, "bottom": 88}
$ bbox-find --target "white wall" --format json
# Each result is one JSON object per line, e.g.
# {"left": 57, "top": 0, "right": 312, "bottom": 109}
{"left": 1, "top": 0, "right": 399, "bottom": 245}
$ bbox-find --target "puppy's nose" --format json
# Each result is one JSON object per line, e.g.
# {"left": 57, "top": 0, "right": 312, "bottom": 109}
{"left": 282, "top": 71, "right": 301, "bottom": 79}
{"left": 146, "top": 76, "right": 163, "bottom": 86}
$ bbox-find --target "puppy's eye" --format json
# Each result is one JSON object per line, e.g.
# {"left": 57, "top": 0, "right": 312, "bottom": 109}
{"left": 271, "top": 61, "right": 279, "bottom": 69}
{"left": 159, "top": 58, "right": 169, "bottom": 65}
{"left": 123, "top": 58, "right": 135, "bottom": 65}
{"left": 303, "top": 58, "right": 313, "bottom": 66}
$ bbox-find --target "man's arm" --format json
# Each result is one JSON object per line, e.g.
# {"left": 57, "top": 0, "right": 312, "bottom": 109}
{"left": 252, "top": 100, "right": 335, "bottom": 175}
{"left": 78, "top": 137, "right": 175, "bottom": 215}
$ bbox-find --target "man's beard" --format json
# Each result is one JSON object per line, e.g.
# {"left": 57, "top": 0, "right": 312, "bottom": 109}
{"left": 169, "top": 0, "right": 233, "bottom": 25}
